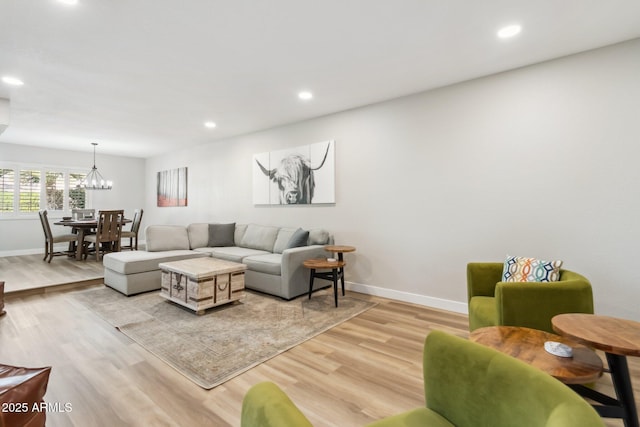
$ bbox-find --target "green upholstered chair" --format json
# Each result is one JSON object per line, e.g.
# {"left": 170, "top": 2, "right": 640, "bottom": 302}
{"left": 467, "top": 262, "right": 594, "bottom": 334}
{"left": 241, "top": 330, "right": 604, "bottom": 427}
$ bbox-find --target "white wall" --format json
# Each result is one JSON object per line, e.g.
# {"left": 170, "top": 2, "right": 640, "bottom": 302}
{"left": 134, "top": 39, "right": 640, "bottom": 320}
{"left": 0, "top": 142, "right": 146, "bottom": 253}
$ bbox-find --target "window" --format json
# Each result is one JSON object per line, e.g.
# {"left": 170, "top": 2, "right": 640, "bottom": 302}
{"left": 0, "top": 164, "right": 88, "bottom": 217}
{"left": 69, "top": 173, "right": 87, "bottom": 209}
{"left": 19, "top": 169, "right": 40, "bottom": 212}
{"left": 46, "top": 171, "right": 64, "bottom": 211}
{"left": 0, "top": 169, "right": 14, "bottom": 212}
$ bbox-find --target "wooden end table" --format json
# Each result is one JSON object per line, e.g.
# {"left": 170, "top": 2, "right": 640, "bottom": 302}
{"left": 324, "top": 245, "right": 355, "bottom": 298}
{"left": 470, "top": 326, "right": 603, "bottom": 384}
{"left": 303, "top": 258, "right": 346, "bottom": 307}
{"left": 553, "top": 313, "right": 640, "bottom": 427}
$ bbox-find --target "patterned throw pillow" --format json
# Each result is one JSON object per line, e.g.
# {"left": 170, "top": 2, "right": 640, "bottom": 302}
{"left": 502, "top": 255, "right": 563, "bottom": 282}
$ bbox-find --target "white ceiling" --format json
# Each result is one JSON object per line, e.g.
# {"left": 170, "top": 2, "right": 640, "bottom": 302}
{"left": 1, "top": 0, "right": 640, "bottom": 158}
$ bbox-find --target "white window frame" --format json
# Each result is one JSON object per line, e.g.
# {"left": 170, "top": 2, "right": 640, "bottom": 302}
{"left": 0, "top": 162, "right": 92, "bottom": 219}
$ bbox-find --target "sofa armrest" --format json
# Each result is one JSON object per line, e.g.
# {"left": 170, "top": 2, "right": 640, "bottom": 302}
{"left": 280, "top": 245, "right": 329, "bottom": 285}
{"left": 467, "top": 263, "right": 504, "bottom": 302}
{"left": 241, "top": 381, "right": 313, "bottom": 427}
{"left": 495, "top": 278, "right": 594, "bottom": 333}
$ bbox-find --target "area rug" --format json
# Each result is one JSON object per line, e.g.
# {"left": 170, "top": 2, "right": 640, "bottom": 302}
{"left": 71, "top": 286, "right": 375, "bottom": 389}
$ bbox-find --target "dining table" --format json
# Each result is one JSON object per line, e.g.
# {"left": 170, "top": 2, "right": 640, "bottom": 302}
{"left": 54, "top": 217, "right": 131, "bottom": 260}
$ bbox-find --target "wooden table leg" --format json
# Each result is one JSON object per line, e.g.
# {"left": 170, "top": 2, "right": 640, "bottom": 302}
{"left": 75, "top": 228, "right": 86, "bottom": 260}
{"left": 308, "top": 269, "right": 316, "bottom": 299}
{"left": 0, "top": 281, "right": 5, "bottom": 317}
{"left": 570, "top": 354, "right": 640, "bottom": 427}
{"left": 332, "top": 268, "right": 338, "bottom": 307}
{"left": 337, "top": 253, "right": 346, "bottom": 296}
{"left": 608, "top": 353, "right": 639, "bottom": 427}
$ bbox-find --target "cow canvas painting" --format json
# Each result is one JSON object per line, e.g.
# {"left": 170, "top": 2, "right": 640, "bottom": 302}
{"left": 253, "top": 140, "right": 335, "bottom": 205}
{"left": 157, "top": 167, "right": 188, "bottom": 207}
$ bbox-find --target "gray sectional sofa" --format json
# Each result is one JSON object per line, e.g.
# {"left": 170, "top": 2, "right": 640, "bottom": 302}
{"left": 103, "top": 223, "right": 333, "bottom": 299}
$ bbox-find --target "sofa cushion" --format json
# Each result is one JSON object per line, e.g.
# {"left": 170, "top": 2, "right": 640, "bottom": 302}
{"left": 308, "top": 229, "right": 330, "bottom": 245}
{"left": 240, "top": 224, "right": 280, "bottom": 252}
{"left": 287, "top": 228, "right": 309, "bottom": 249}
{"left": 187, "top": 223, "right": 209, "bottom": 249}
{"left": 235, "top": 224, "right": 248, "bottom": 246}
{"left": 243, "top": 253, "right": 282, "bottom": 275}
{"left": 145, "top": 225, "right": 191, "bottom": 251}
{"left": 273, "top": 227, "right": 298, "bottom": 254}
{"left": 204, "top": 246, "right": 271, "bottom": 263}
{"left": 502, "top": 255, "right": 563, "bottom": 282}
{"left": 103, "top": 250, "right": 206, "bottom": 275}
{"left": 209, "top": 223, "right": 236, "bottom": 246}
{"left": 104, "top": 268, "right": 162, "bottom": 296}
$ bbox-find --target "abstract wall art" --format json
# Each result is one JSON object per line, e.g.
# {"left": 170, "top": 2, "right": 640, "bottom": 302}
{"left": 157, "top": 167, "right": 188, "bottom": 207}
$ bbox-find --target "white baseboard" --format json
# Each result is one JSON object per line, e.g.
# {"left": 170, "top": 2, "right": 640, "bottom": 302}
{"left": 346, "top": 281, "right": 469, "bottom": 315}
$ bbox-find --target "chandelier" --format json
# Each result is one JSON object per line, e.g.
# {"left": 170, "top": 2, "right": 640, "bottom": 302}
{"left": 79, "top": 142, "right": 112, "bottom": 190}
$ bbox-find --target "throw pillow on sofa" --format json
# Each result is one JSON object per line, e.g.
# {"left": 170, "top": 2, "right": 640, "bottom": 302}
{"left": 286, "top": 228, "right": 309, "bottom": 249}
{"left": 502, "top": 255, "right": 563, "bottom": 282}
{"left": 308, "top": 229, "right": 330, "bottom": 245}
{"left": 209, "top": 223, "right": 236, "bottom": 247}
{"left": 273, "top": 228, "right": 297, "bottom": 253}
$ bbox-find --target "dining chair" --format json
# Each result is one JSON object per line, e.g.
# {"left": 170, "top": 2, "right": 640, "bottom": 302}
{"left": 38, "top": 210, "right": 77, "bottom": 263}
{"left": 83, "top": 210, "right": 124, "bottom": 261}
{"left": 121, "top": 209, "right": 143, "bottom": 251}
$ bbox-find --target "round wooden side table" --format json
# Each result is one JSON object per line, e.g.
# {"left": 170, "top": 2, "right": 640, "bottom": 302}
{"left": 324, "top": 245, "right": 356, "bottom": 262}
{"left": 303, "top": 258, "right": 346, "bottom": 307}
{"left": 324, "top": 245, "right": 356, "bottom": 300}
{"left": 470, "top": 326, "right": 603, "bottom": 384}
{"left": 553, "top": 313, "right": 640, "bottom": 427}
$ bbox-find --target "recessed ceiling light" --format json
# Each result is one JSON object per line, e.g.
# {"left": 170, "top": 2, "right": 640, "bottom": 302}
{"left": 497, "top": 24, "right": 522, "bottom": 39}
{"left": 204, "top": 121, "right": 216, "bottom": 129}
{"left": 57, "top": 0, "right": 78, "bottom": 5}
{"left": 1, "top": 76, "right": 24, "bottom": 86}
{"left": 298, "top": 91, "right": 313, "bottom": 100}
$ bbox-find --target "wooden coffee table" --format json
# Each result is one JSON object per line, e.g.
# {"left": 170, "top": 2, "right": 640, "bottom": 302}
{"left": 303, "top": 258, "right": 346, "bottom": 307}
{"left": 470, "top": 326, "right": 603, "bottom": 384}
{"left": 159, "top": 258, "right": 246, "bottom": 315}
{"left": 553, "top": 313, "right": 640, "bottom": 427}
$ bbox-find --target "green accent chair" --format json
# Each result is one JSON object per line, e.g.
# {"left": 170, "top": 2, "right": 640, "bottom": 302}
{"left": 241, "top": 330, "right": 604, "bottom": 427}
{"left": 467, "top": 262, "right": 594, "bottom": 334}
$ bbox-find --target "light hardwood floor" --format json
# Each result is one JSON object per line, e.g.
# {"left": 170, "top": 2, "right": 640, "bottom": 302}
{"left": 0, "top": 257, "right": 636, "bottom": 426}
{"left": 0, "top": 253, "right": 104, "bottom": 293}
